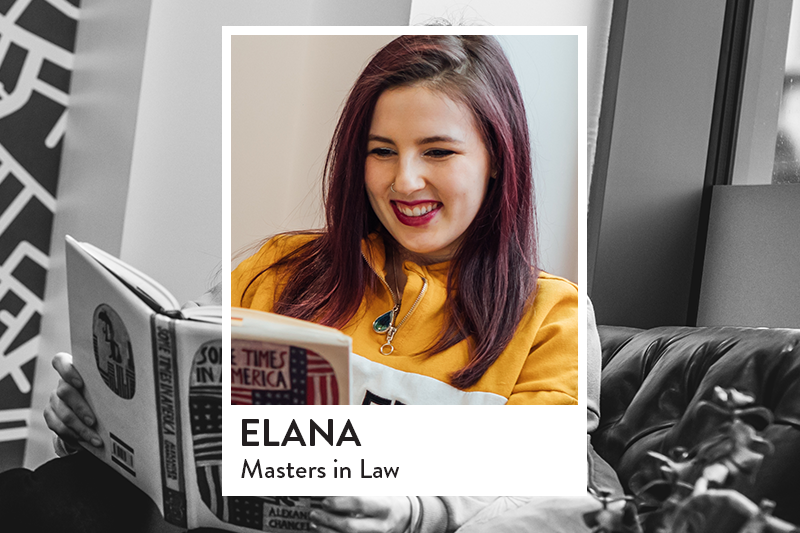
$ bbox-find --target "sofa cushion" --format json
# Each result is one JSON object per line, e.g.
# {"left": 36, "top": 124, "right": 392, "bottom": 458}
{"left": 593, "top": 326, "right": 800, "bottom": 523}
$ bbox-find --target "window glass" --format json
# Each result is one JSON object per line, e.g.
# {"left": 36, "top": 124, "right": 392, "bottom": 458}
{"left": 772, "top": 0, "right": 800, "bottom": 184}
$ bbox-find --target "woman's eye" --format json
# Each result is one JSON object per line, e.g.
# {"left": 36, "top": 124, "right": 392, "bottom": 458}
{"left": 425, "top": 149, "right": 455, "bottom": 158}
{"left": 369, "top": 147, "right": 395, "bottom": 157}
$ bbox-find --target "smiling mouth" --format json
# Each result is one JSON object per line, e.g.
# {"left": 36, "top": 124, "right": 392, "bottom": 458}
{"left": 390, "top": 201, "right": 442, "bottom": 227}
{"left": 393, "top": 201, "right": 440, "bottom": 217}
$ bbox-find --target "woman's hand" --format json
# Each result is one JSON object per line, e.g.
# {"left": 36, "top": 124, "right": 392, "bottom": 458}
{"left": 43, "top": 352, "right": 103, "bottom": 448}
{"left": 309, "top": 497, "right": 411, "bottom": 533}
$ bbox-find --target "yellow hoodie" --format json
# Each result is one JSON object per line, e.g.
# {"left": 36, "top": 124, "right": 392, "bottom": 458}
{"left": 232, "top": 233, "right": 578, "bottom": 405}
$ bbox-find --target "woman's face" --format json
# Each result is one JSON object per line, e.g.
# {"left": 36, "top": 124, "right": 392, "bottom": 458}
{"left": 365, "top": 85, "right": 492, "bottom": 264}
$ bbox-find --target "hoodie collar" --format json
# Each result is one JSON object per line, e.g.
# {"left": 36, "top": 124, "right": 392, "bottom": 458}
{"left": 361, "top": 233, "right": 450, "bottom": 282}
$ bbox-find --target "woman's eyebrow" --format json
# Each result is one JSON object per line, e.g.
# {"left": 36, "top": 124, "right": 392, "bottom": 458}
{"left": 367, "top": 134, "right": 465, "bottom": 145}
{"left": 417, "top": 135, "right": 463, "bottom": 145}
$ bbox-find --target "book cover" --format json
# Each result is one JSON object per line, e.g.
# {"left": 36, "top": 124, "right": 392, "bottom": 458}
{"left": 231, "top": 308, "right": 351, "bottom": 406}
{"left": 65, "top": 237, "right": 350, "bottom": 532}
{"left": 66, "top": 236, "right": 198, "bottom": 525}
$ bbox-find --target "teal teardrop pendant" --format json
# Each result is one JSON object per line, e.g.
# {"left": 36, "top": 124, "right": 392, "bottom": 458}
{"left": 372, "top": 308, "right": 395, "bottom": 334}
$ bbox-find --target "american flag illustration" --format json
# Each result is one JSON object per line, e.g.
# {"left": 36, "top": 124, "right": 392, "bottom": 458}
{"left": 189, "top": 365, "right": 225, "bottom": 523}
{"left": 193, "top": 341, "right": 326, "bottom": 530}
{"left": 231, "top": 345, "right": 339, "bottom": 405}
{"left": 189, "top": 384, "right": 221, "bottom": 466}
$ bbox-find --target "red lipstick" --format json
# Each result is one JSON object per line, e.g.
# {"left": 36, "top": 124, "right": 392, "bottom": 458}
{"left": 391, "top": 201, "right": 441, "bottom": 227}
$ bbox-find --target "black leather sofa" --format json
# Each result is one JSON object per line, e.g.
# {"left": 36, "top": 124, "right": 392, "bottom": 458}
{"left": 593, "top": 326, "right": 800, "bottom": 525}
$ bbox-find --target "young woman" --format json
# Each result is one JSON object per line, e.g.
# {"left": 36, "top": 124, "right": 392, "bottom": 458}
{"left": 42, "top": 35, "right": 580, "bottom": 533}
{"left": 233, "top": 34, "right": 579, "bottom": 407}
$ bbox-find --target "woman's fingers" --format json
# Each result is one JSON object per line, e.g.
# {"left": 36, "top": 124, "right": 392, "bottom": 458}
{"left": 308, "top": 522, "right": 341, "bottom": 533}
{"left": 329, "top": 496, "right": 410, "bottom": 520}
{"left": 42, "top": 405, "right": 81, "bottom": 443}
{"left": 51, "top": 352, "right": 96, "bottom": 427}
{"left": 45, "top": 353, "right": 102, "bottom": 448}
{"left": 48, "top": 384, "right": 103, "bottom": 447}
{"left": 309, "top": 511, "right": 367, "bottom": 533}
{"left": 52, "top": 352, "right": 83, "bottom": 389}
{"left": 55, "top": 377, "right": 95, "bottom": 428}
{"left": 310, "top": 497, "right": 411, "bottom": 533}
{"left": 322, "top": 496, "right": 370, "bottom": 516}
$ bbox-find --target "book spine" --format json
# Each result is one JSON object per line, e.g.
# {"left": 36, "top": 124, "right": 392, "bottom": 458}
{"left": 152, "top": 313, "right": 187, "bottom": 527}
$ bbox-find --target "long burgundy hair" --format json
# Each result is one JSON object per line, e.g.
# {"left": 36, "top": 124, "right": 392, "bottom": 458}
{"left": 243, "top": 35, "right": 538, "bottom": 389}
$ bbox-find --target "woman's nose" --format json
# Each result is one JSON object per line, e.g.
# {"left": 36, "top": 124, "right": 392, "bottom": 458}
{"left": 392, "top": 157, "right": 426, "bottom": 195}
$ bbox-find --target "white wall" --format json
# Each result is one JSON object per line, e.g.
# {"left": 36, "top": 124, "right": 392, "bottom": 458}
{"left": 231, "top": 34, "right": 580, "bottom": 282}
{"left": 231, "top": 35, "right": 397, "bottom": 260}
{"left": 500, "top": 35, "right": 579, "bottom": 282}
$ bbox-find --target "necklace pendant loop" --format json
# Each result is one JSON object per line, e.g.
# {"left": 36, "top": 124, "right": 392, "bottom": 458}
{"left": 379, "top": 326, "right": 397, "bottom": 355}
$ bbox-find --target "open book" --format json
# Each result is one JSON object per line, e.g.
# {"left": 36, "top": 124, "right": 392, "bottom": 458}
{"left": 65, "top": 236, "right": 350, "bottom": 532}
{"left": 232, "top": 307, "right": 351, "bottom": 406}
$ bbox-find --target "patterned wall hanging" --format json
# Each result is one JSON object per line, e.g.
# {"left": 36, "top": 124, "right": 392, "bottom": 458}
{"left": 0, "top": 0, "right": 79, "bottom": 471}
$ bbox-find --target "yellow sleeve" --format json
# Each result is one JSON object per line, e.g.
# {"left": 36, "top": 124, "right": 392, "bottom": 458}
{"left": 231, "top": 234, "right": 316, "bottom": 311}
{"left": 507, "top": 274, "right": 579, "bottom": 405}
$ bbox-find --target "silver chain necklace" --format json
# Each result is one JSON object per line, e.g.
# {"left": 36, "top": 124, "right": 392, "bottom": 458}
{"left": 371, "top": 248, "right": 428, "bottom": 355}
